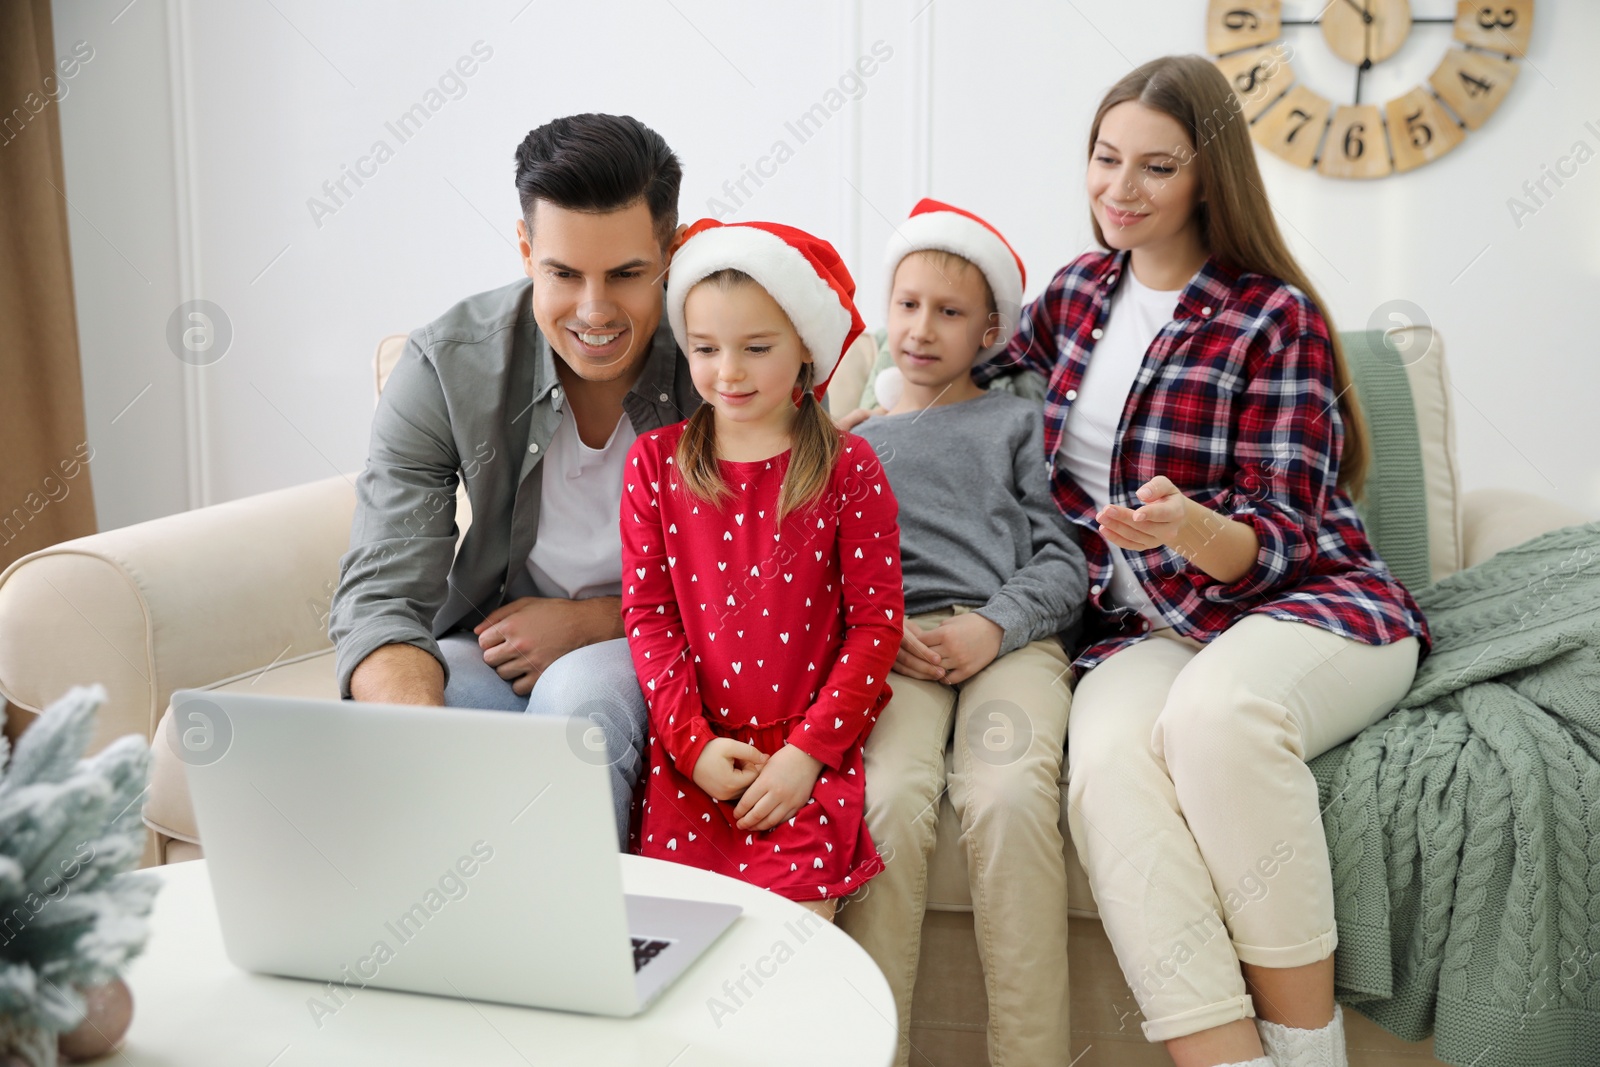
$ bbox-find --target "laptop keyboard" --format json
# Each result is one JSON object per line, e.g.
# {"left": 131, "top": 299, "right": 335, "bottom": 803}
{"left": 631, "top": 936, "right": 673, "bottom": 972}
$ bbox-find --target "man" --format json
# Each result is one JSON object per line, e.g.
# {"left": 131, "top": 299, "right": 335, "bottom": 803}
{"left": 328, "top": 114, "right": 702, "bottom": 848}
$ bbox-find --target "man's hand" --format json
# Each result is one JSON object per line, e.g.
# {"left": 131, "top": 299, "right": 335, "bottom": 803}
{"left": 691, "top": 737, "right": 768, "bottom": 803}
{"left": 893, "top": 620, "right": 948, "bottom": 681}
{"left": 473, "top": 595, "right": 622, "bottom": 697}
{"left": 349, "top": 642, "right": 445, "bottom": 706}
{"left": 918, "top": 612, "right": 1003, "bottom": 686}
{"left": 734, "top": 743, "right": 825, "bottom": 832}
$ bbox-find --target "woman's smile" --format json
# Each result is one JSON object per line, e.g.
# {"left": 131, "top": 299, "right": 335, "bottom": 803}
{"left": 1101, "top": 202, "right": 1148, "bottom": 227}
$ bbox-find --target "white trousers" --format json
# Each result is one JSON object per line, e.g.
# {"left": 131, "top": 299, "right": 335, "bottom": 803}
{"left": 1065, "top": 614, "right": 1420, "bottom": 1042}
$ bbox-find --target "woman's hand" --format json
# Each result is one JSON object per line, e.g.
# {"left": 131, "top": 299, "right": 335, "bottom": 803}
{"left": 1095, "top": 475, "right": 1188, "bottom": 552}
{"left": 1096, "top": 474, "right": 1260, "bottom": 584}
{"left": 691, "top": 737, "right": 768, "bottom": 803}
{"left": 893, "top": 621, "right": 948, "bottom": 681}
{"left": 733, "top": 744, "right": 825, "bottom": 831}
{"left": 917, "top": 612, "right": 1003, "bottom": 685}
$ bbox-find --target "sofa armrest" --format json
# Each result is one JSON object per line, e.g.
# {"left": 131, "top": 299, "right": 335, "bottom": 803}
{"left": 0, "top": 474, "right": 356, "bottom": 755}
{"left": 1461, "top": 487, "right": 1593, "bottom": 570}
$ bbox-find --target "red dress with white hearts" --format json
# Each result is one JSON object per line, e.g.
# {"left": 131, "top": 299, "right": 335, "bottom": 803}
{"left": 619, "top": 422, "right": 903, "bottom": 901}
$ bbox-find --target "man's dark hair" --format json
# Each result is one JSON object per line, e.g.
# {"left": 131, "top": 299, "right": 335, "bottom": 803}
{"left": 514, "top": 113, "right": 682, "bottom": 249}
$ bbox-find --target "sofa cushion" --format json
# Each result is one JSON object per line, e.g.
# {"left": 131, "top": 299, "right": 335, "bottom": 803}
{"left": 1341, "top": 330, "right": 1431, "bottom": 594}
{"left": 145, "top": 649, "right": 340, "bottom": 846}
{"left": 1393, "top": 326, "right": 1465, "bottom": 582}
{"left": 1462, "top": 487, "right": 1593, "bottom": 568}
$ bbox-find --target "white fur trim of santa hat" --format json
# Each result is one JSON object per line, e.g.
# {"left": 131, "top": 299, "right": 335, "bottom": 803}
{"left": 667, "top": 220, "right": 863, "bottom": 398}
{"left": 884, "top": 198, "right": 1025, "bottom": 360}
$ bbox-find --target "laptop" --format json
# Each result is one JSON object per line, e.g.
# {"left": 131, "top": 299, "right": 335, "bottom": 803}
{"left": 173, "top": 688, "right": 742, "bottom": 1017}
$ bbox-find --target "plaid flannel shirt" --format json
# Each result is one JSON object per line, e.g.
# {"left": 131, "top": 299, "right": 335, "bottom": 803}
{"left": 974, "top": 248, "right": 1430, "bottom": 675}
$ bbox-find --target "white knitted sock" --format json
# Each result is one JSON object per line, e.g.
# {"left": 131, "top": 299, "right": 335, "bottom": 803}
{"left": 1255, "top": 1002, "right": 1348, "bottom": 1067}
{"left": 1220, "top": 1059, "right": 1274, "bottom": 1067}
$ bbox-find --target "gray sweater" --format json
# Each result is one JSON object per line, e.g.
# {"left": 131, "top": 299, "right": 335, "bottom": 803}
{"left": 854, "top": 390, "right": 1087, "bottom": 657}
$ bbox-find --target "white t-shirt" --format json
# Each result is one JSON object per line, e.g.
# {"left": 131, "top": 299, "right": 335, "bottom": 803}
{"left": 1055, "top": 266, "right": 1189, "bottom": 624}
{"left": 524, "top": 403, "right": 637, "bottom": 601}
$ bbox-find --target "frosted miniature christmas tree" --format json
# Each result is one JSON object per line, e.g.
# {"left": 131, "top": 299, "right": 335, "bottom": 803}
{"left": 0, "top": 685, "right": 158, "bottom": 1066}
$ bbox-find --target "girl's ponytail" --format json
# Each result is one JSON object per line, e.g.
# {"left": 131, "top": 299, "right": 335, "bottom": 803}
{"left": 779, "top": 360, "right": 843, "bottom": 524}
{"left": 676, "top": 400, "right": 730, "bottom": 511}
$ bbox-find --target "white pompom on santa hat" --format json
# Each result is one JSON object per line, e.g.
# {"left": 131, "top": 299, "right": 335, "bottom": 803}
{"left": 884, "top": 197, "right": 1026, "bottom": 360}
{"left": 666, "top": 218, "right": 866, "bottom": 401}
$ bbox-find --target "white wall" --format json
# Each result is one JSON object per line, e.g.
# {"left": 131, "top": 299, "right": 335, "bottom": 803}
{"left": 49, "top": 0, "right": 1600, "bottom": 531}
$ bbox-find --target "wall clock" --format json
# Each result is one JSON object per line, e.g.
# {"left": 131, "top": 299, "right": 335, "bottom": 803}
{"left": 1204, "top": 1, "right": 1533, "bottom": 177}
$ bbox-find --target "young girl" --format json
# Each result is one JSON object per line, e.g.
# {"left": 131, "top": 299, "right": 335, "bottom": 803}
{"left": 620, "top": 219, "right": 903, "bottom": 920}
{"left": 973, "top": 57, "right": 1430, "bottom": 1067}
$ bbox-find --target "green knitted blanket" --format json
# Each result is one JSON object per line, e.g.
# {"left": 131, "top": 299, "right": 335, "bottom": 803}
{"left": 1309, "top": 521, "right": 1600, "bottom": 1066}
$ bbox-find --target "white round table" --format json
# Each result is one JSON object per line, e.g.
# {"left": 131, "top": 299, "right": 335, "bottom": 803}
{"left": 117, "top": 857, "right": 897, "bottom": 1066}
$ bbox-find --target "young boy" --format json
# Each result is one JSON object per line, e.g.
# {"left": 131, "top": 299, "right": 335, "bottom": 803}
{"left": 834, "top": 199, "right": 1087, "bottom": 1067}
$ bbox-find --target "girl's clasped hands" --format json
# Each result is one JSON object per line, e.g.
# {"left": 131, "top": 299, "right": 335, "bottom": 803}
{"left": 692, "top": 737, "right": 827, "bottom": 832}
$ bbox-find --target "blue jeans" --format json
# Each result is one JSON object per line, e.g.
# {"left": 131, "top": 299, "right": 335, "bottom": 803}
{"left": 438, "top": 631, "right": 646, "bottom": 850}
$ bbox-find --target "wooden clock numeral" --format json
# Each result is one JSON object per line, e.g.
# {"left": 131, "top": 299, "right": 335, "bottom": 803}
{"left": 1384, "top": 86, "right": 1465, "bottom": 172}
{"left": 1206, "top": 0, "right": 1282, "bottom": 54}
{"left": 1214, "top": 43, "right": 1295, "bottom": 122}
{"left": 1453, "top": 0, "right": 1533, "bottom": 54}
{"left": 1430, "top": 48, "right": 1517, "bottom": 129}
{"left": 1318, "top": 104, "right": 1393, "bottom": 179}
{"left": 1252, "top": 85, "right": 1332, "bottom": 170}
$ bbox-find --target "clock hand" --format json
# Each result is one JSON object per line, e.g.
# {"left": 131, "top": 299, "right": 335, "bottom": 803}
{"left": 1339, "top": 0, "right": 1372, "bottom": 23}
{"left": 1355, "top": 0, "right": 1372, "bottom": 103}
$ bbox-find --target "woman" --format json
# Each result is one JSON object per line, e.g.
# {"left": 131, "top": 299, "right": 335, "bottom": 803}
{"left": 973, "top": 56, "right": 1430, "bottom": 1067}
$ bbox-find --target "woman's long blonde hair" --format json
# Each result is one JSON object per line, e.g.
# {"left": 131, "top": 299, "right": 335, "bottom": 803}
{"left": 1089, "top": 55, "right": 1369, "bottom": 497}
{"left": 674, "top": 269, "right": 843, "bottom": 522}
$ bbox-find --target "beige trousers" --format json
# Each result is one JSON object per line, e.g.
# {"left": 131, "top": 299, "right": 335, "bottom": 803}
{"left": 837, "top": 604, "right": 1074, "bottom": 1067}
{"left": 1065, "top": 613, "right": 1420, "bottom": 1042}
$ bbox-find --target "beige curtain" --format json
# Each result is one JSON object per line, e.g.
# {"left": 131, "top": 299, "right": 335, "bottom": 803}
{"left": 1, "top": 0, "right": 98, "bottom": 574}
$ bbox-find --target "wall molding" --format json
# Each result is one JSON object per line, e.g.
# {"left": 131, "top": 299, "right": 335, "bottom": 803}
{"left": 165, "top": 0, "right": 209, "bottom": 508}
{"left": 907, "top": 0, "right": 933, "bottom": 200}
{"left": 838, "top": 0, "right": 864, "bottom": 272}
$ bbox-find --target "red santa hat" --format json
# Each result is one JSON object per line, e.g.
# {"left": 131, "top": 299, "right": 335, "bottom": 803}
{"left": 884, "top": 198, "right": 1026, "bottom": 360}
{"left": 666, "top": 218, "right": 866, "bottom": 401}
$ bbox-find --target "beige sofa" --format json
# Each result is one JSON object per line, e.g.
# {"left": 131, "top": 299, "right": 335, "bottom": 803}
{"left": 0, "top": 324, "right": 1586, "bottom": 1066}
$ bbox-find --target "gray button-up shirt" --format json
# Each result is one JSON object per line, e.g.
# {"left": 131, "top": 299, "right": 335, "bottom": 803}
{"left": 329, "top": 277, "right": 703, "bottom": 698}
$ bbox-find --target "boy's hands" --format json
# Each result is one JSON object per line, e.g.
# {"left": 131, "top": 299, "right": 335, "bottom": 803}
{"left": 913, "top": 613, "right": 1003, "bottom": 686}
{"left": 733, "top": 744, "right": 825, "bottom": 832}
{"left": 692, "top": 737, "right": 768, "bottom": 803}
{"left": 894, "top": 620, "right": 949, "bottom": 681}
